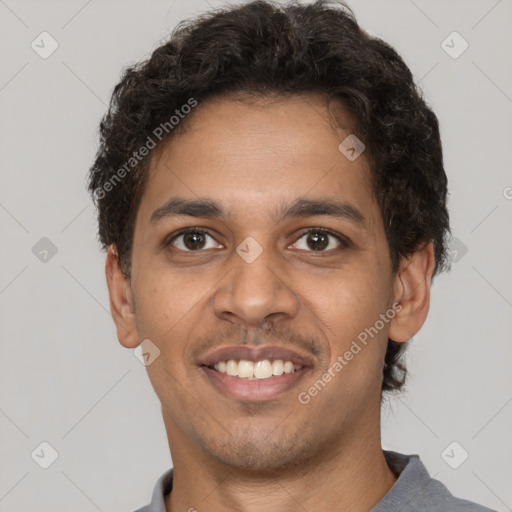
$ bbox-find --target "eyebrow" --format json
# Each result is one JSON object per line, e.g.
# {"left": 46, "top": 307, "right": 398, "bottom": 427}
{"left": 150, "top": 196, "right": 366, "bottom": 227}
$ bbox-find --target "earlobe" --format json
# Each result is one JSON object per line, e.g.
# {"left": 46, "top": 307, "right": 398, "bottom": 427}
{"left": 105, "top": 245, "right": 140, "bottom": 349}
{"left": 388, "top": 242, "right": 436, "bottom": 343}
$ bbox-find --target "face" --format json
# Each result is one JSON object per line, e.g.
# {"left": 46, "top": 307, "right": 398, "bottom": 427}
{"left": 124, "top": 95, "right": 399, "bottom": 471}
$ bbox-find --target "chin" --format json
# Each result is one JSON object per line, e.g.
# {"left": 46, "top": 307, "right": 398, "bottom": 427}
{"left": 200, "top": 429, "right": 316, "bottom": 473}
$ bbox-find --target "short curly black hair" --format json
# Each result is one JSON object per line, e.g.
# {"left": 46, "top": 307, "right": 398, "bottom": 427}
{"left": 88, "top": 0, "right": 450, "bottom": 393}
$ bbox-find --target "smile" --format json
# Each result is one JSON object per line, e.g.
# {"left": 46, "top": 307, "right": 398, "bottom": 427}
{"left": 201, "top": 362, "right": 310, "bottom": 401}
{"left": 208, "top": 359, "right": 303, "bottom": 380}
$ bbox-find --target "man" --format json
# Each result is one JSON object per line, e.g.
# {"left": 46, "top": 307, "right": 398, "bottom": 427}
{"left": 88, "top": 1, "right": 495, "bottom": 510}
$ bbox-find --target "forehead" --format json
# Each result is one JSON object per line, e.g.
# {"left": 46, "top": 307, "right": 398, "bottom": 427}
{"left": 138, "top": 94, "right": 379, "bottom": 229}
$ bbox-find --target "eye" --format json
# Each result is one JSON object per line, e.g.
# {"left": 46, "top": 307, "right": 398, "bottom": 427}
{"left": 167, "top": 229, "right": 222, "bottom": 251}
{"left": 165, "top": 227, "right": 350, "bottom": 253}
{"left": 291, "top": 229, "right": 348, "bottom": 252}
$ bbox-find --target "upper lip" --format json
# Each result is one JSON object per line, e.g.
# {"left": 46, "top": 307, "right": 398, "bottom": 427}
{"left": 199, "top": 345, "right": 315, "bottom": 368}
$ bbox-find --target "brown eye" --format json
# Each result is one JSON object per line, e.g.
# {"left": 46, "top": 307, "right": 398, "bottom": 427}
{"left": 292, "top": 229, "right": 347, "bottom": 252}
{"left": 169, "top": 230, "right": 220, "bottom": 251}
{"left": 182, "top": 232, "right": 207, "bottom": 250}
{"left": 305, "top": 232, "right": 330, "bottom": 251}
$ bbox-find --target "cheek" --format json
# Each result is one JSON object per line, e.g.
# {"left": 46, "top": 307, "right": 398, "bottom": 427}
{"left": 133, "top": 241, "right": 204, "bottom": 314}
{"left": 309, "top": 262, "right": 391, "bottom": 368}
{"left": 320, "top": 266, "right": 384, "bottom": 323}
{"left": 132, "top": 272, "right": 202, "bottom": 406}
{"left": 131, "top": 268, "right": 202, "bottom": 360}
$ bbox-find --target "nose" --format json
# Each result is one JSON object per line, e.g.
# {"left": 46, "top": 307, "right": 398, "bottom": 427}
{"left": 212, "top": 242, "right": 300, "bottom": 327}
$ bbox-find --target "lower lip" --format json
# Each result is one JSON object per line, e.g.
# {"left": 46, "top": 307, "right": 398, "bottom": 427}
{"left": 201, "top": 366, "right": 310, "bottom": 401}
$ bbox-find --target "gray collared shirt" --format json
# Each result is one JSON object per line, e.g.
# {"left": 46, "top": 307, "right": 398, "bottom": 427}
{"left": 134, "top": 451, "right": 496, "bottom": 511}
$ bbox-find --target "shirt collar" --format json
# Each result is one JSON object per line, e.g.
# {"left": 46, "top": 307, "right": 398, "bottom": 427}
{"left": 370, "top": 451, "right": 430, "bottom": 511}
{"left": 143, "top": 467, "right": 174, "bottom": 512}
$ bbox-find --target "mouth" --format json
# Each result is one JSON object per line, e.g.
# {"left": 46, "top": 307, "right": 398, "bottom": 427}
{"left": 198, "top": 346, "right": 314, "bottom": 401}
{"left": 204, "top": 358, "right": 303, "bottom": 380}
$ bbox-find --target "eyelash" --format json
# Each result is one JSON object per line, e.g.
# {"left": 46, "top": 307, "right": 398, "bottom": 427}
{"left": 164, "top": 227, "right": 351, "bottom": 253}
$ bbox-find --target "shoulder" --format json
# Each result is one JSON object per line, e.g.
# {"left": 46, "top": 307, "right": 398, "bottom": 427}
{"left": 373, "top": 451, "right": 496, "bottom": 512}
{"left": 132, "top": 467, "right": 174, "bottom": 512}
{"left": 412, "top": 476, "right": 496, "bottom": 511}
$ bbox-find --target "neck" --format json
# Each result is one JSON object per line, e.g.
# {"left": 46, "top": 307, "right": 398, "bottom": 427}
{"left": 163, "top": 416, "right": 396, "bottom": 512}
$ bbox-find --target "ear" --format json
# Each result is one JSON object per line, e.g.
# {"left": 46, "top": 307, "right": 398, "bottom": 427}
{"left": 388, "top": 242, "right": 436, "bottom": 343}
{"left": 105, "top": 245, "right": 140, "bottom": 348}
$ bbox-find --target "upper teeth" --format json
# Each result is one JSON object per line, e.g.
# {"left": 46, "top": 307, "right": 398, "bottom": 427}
{"left": 212, "top": 359, "right": 302, "bottom": 380}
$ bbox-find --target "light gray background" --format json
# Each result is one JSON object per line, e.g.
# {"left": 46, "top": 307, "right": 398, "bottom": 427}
{"left": 1, "top": 0, "right": 511, "bottom": 511}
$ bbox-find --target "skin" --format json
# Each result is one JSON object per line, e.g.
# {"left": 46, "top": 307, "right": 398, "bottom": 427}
{"left": 106, "top": 94, "right": 435, "bottom": 512}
